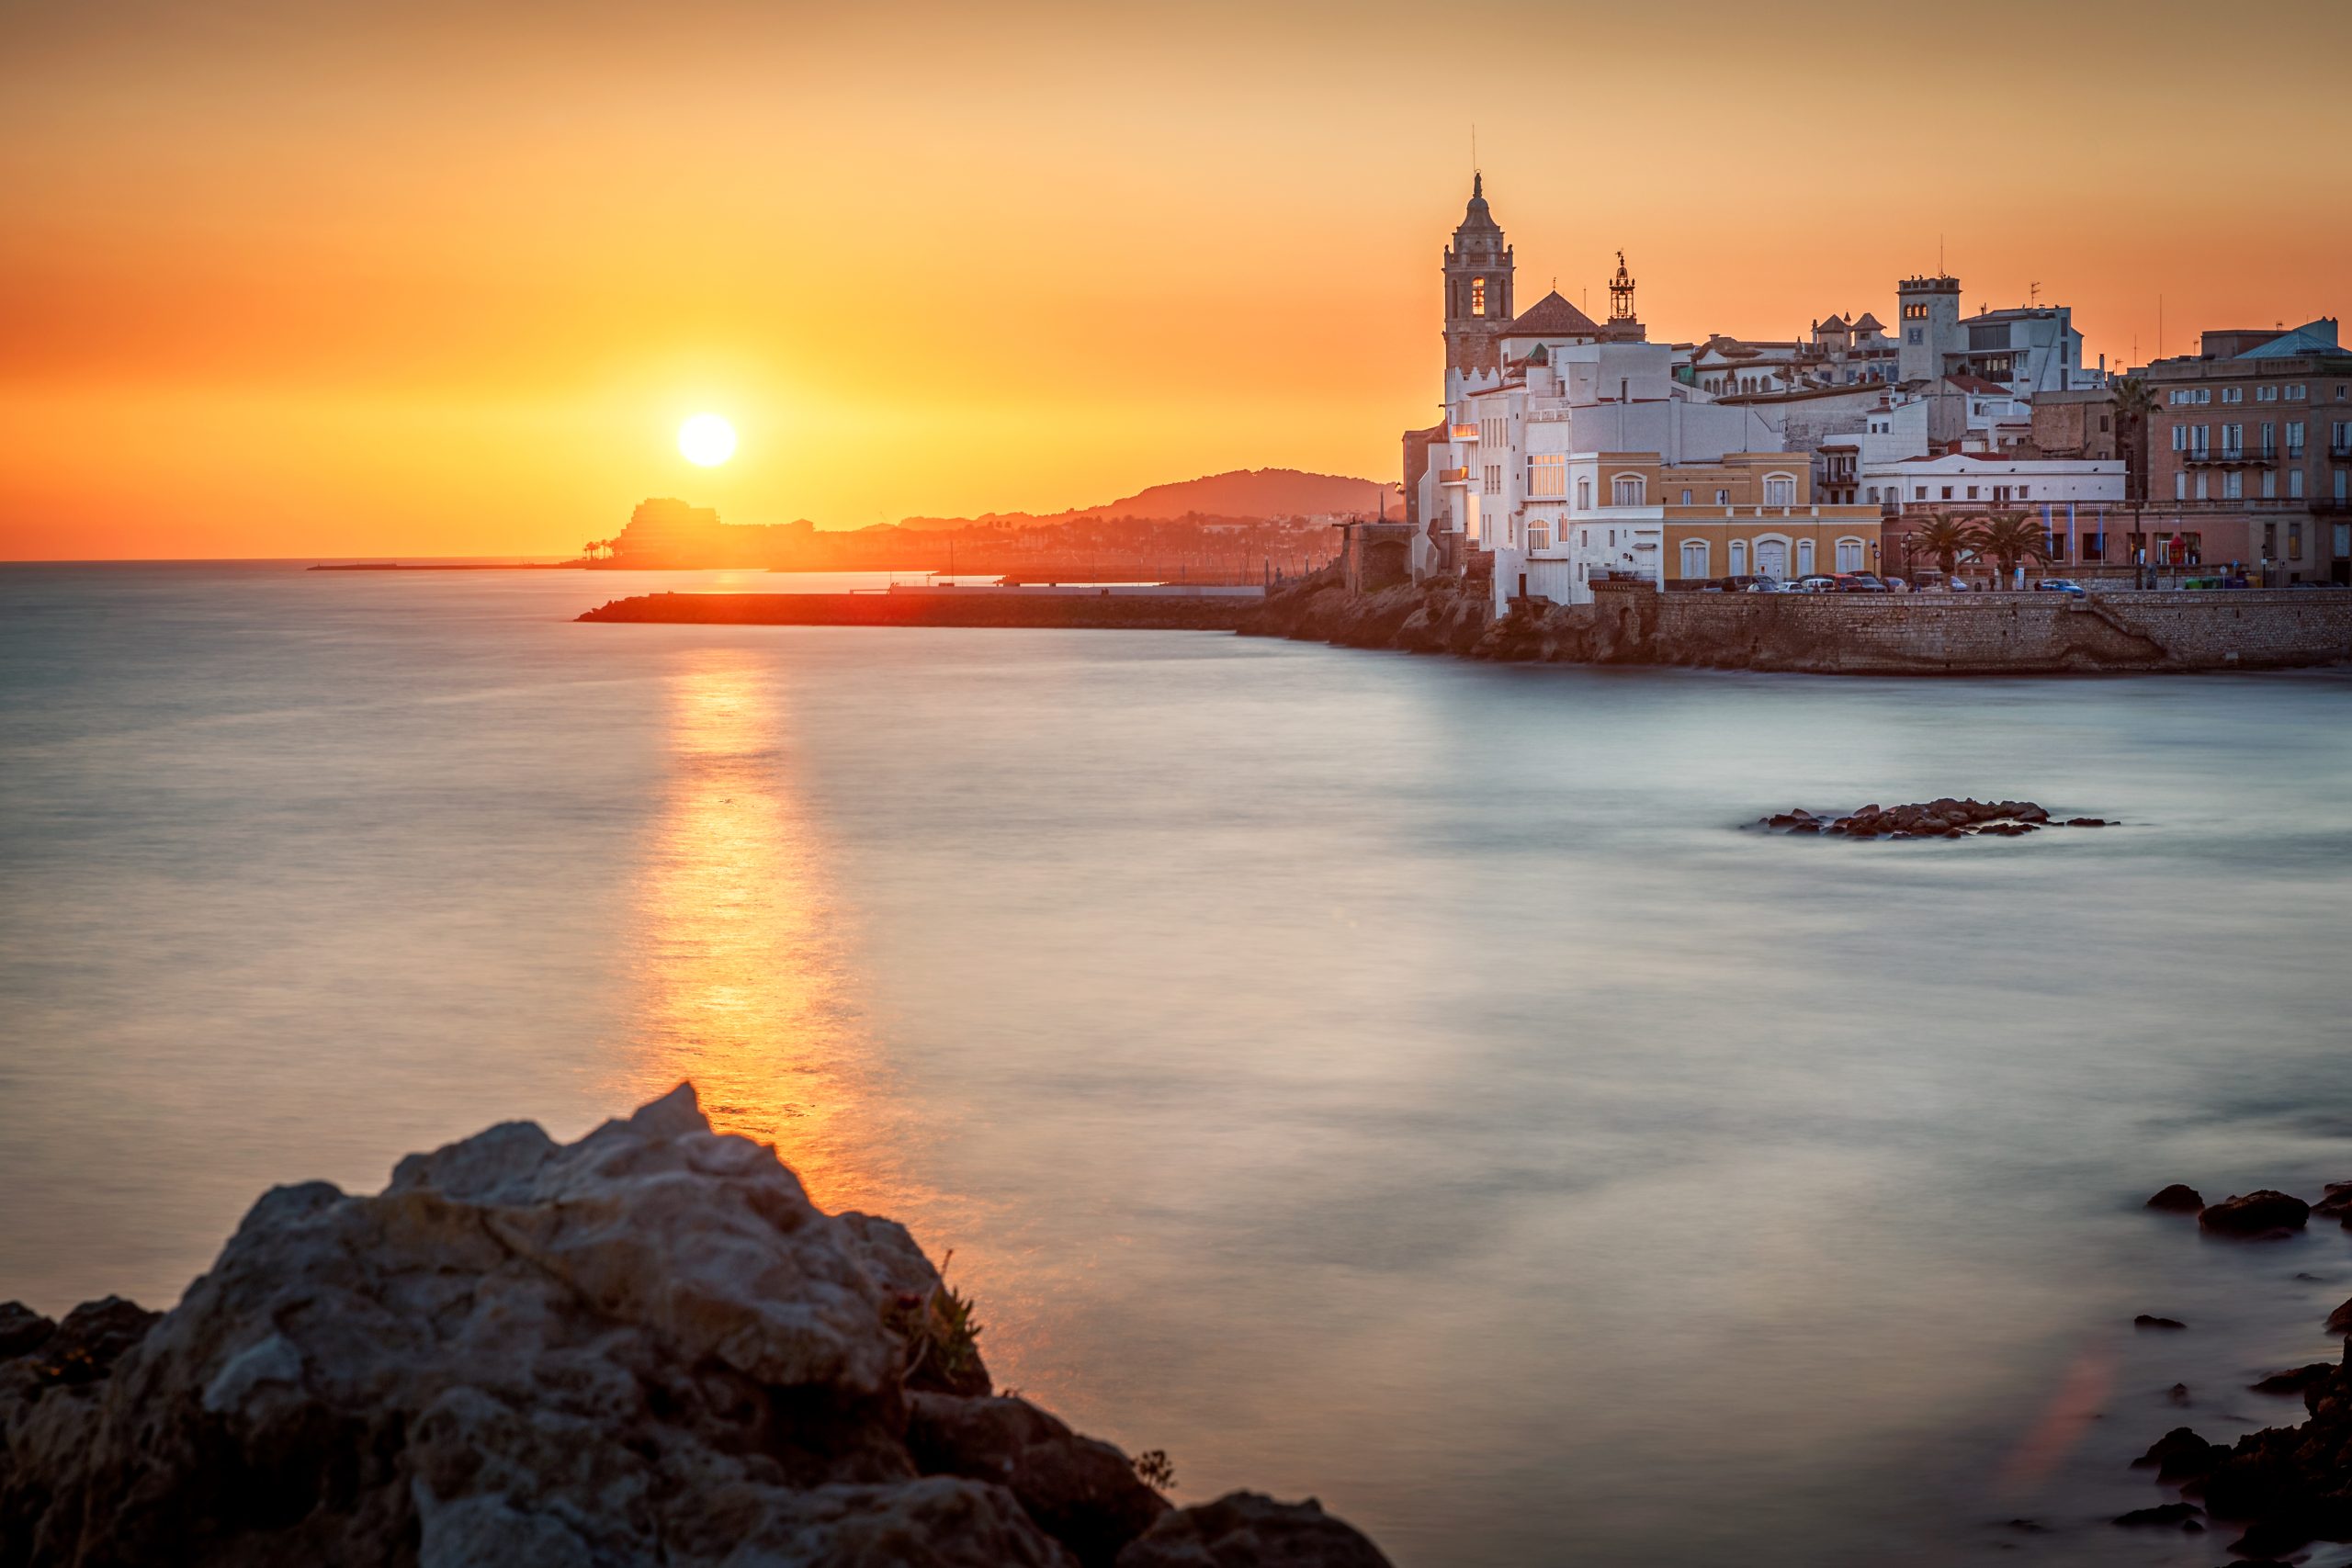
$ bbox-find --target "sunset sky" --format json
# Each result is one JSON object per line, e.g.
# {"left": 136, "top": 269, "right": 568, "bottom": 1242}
{"left": 5, "top": 0, "right": 2346, "bottom": 559}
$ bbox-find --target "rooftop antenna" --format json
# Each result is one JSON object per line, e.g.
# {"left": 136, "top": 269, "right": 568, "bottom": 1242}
{"left": 2030, "top": 280, "right": 2041, "bottom": 308}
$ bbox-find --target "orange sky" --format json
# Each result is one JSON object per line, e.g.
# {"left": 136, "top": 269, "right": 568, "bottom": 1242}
{"left": 4, "top": 0, "right": 2346, "bottom": 559}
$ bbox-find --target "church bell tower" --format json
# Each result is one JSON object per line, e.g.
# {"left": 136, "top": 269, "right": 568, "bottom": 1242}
{"left": 1442, "top": 174, "right": 1513, "bottom": 377}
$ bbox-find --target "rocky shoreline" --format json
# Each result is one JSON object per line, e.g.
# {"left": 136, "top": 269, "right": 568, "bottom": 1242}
{"left": 0, "top": 1087, "right": 1387, "bottom": 1567}
{"left": 1751, "top": 799, "right": 2112, "bottom": 838}
{"left": 2128, "top": 1179, "right": 2352, "bottom": 1557}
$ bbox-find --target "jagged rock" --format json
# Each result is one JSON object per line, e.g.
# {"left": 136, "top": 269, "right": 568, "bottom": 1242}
{"left": 2132, "top": 1427, "right": 2227, "bottom": 1482}
{"left": 2066, "top": 817, "right": 2109, "bottom": 827}
{"left": 2114, "top": 1501, "right": 2202, "bottom": 1527}
{"left": 1116, "top": 1492, "right": 1393, "bottom": 1568}
{"left": 2199, "top": 1190, "right": 2312, "bottom": 1236}
{"left": 2312, "top": 1182, "right": 2352, "bottom": 1221}
{"left": 2135, "top": 1314, "right": 2188, "bottom": 1330}
{"left": 907, "top": 1392, "right": 1167, "bottom": 1568}
{"left": 0, "top": 1085, "right": 1374, "bottom": 1568}
{"left": 2146, "top": 1184, "right": 2205, "bottom": 1213}
{"left": 0, "top": 1303, "right": 55, "bottom": 1361}
{"left": 2325, "top": 1298, "right": 2352, "bottom": 1336}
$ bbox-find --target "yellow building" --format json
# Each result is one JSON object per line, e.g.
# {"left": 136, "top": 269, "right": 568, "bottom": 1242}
{"left": 1523, "top": 452, "right": 1884, "bottom": 592}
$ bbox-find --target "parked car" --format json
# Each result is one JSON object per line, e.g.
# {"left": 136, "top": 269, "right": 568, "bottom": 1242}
{"left": 1882, "top": 576, "right": 1911, "bottom": 592}
{"left": 1833, "top": 572, "right": 1890, "bottom": 593}
{"left": 2034, "top": 578, "right": 2087, "bottom": 596}
{"left": 1788, "top": 575, "right": 1840, "bottom": 593}
{"left": 1716, "top": 574, "right": 1779, "bottom": 592}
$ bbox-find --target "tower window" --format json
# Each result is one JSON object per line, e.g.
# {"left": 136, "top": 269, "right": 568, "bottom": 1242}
{"left": 1471, "top": 277, "right": 1487, "bottom": 317}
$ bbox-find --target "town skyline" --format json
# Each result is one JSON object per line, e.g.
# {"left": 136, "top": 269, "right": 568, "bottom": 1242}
{"left": 5, "top": 0, "right": 2347, "bottom": 559}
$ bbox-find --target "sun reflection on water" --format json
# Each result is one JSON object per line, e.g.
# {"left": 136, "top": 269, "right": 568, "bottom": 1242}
{"left": 619, "top": 649, "right": 909, "bottom": 1215}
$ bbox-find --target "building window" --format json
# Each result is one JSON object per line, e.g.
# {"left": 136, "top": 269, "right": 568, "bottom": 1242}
{"left": 1680, "top": 540, "right": 1709, "bottom": 578}
{"left": 2175, "top": 472, "right": 2187, "bottom": 500}
{"left": 2289, "top": 422, "right": 2305, "bottom": 457}
{"left": 1966, "top": 485, "right": 1980, "bottom": 500}
{"left": 1715, "top": 489, "right": 1730, "bottom": 505}
{"left": 1471, "top": 276, "right": 1487, "bottom": 317}
{"left": 2194, "top": 471, "right": 2209, "bottom": 501}
{"left": 1796, "top": 539, "right": 1816, "bottom": 576}
{"left": 2222, "top": 386, "right": 2244, "bottom": 404}
{"left": 2223, "top": 423, "right": 2244, "bottom": 456}
{"left": 2171, "top": 425, "right": 2187, "bottom": 451}
{"left": 1865, "top": 486, "right": 1879, "bottom": 502}
{"left": 1835, "top": 537, "right": 1864, "bottom": 572}
{"left": 2290, "top": 522, "right": 2304, "bottom": 558}
{"left": 1763, "top": 475, "right": 1795, "bottom": 506}
{"left": 2262, "top": 470, "right": 2277, "bottom": 499}
{"left": 2017, "top": 485, "right": 2030, "bottom": 500}
{"left": 2288, "top": 384, "right": 2306, "bottom": 400}
{"left": 1680, "top": 489, "right": 1692, "bottom": 504}
{"left": 2224, "top": 470, "right": 2243, "bottom": 500}
{"left": 1528, "top": 453, "right": 1566, "bottom": 498}
{"left": 1611, "top": 475, "right": 1645, "bottom": 506}
{"left": 1576, "top": 478, "right": 1592, "bottom": 510}
{"left": 2258, "top": 385, "right": 2278, "bottom": 402}
{"left": 1730, "top": 539, "right": 1747, "bottom": 574}
{"left": 1529, "top": 524, "right": 1550, "bottom": 551}
{"left": 1939, "top": 486, "right": 1953, "bottom": 500}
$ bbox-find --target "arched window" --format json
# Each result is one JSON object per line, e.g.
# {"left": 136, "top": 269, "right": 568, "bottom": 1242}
{"left": 1796, "top": 538, "right": 1816, "bottom": 577}
{"left": 1679, "top": 540, "right": 1710, "bottom": 578}
{"left": 1611, "top": 474, "right": 1645, "bottom": 507}
{"left": 1729, "top": 539, "right": 1749, "bottom": 575}
{"left": 1835, "top": 536, "right": 1865, "bottom": 572}
{"left": 1576, "top": 478, "right": 1592, "bottom": 510}
{"left": 1763, "top": 473, "right": 1796, "bottom": 507}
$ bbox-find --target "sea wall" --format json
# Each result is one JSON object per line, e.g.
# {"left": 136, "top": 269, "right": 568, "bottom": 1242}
{"left": 1248, "top": 572, "right": 2352, "bottom": 674}
{"left": 579, "top": 591, "right": 1261, "bottom": 631}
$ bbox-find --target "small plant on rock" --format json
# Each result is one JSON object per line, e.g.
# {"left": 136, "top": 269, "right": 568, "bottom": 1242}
{"left": 1131, "top": 1449, "right": 1177, "bottom": 1492}
{"left": 888, "top": 1248, "right": 986, "bottom": 1394}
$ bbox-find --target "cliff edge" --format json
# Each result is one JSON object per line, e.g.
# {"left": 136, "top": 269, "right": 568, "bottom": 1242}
{"left": 0, "top": 1086, "right": 1387, "bottom": 1568}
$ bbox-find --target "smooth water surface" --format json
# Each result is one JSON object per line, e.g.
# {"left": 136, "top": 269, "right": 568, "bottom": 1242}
{"left": 6, "top": 563, "right": 2351, "bottom": 1565}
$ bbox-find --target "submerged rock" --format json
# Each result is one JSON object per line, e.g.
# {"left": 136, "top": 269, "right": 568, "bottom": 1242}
{"left": 0, "top": 1084, "right": 1385, "bottom": 1568}
{"left": 2199, "top": 1190, "right": 2312, "bottom": 1236}
{"left": 2135, "top": 1314, "right": 2188, "bottom": 1330}
{"left": 2145, "top": 1184, "right": 2206, "bottom": 1213}
{"left": 1118, "top": 1492, "right": 1392, "bottom": 1568}
{"left": 2249, "top": 1364, "right": 2335, "bottom": 1395}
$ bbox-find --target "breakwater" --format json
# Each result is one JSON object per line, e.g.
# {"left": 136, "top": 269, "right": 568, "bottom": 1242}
{"left": 579, "top": 589, "right": 1262, "bottom": 631}
{"left": 1248, "top": 572, "right": 2352, "bottom": 674}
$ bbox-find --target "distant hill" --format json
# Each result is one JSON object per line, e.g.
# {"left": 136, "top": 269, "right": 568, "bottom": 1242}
{"left": 896, "top": 468, "right": 1401, "bottom": 531}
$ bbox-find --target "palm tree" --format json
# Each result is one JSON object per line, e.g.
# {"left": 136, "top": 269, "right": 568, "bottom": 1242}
{"left": 1907, "top": 515, "right": 1976, "bottom": 578}
{"left": 1968, "top": 511, "right": 2051, "bottom": 585}
{"left": 2111, "top": 375, "right": 2155, "bottom": 505}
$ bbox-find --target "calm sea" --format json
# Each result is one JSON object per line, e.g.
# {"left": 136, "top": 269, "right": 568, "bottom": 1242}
{"left": 6, "top": 562, "right": 2352, "bottom": 1566}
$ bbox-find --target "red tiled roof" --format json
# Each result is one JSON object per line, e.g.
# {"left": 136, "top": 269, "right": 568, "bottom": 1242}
{"left": 1945, "top": 373, "right": 2012, "bottom": 395}
{"left": 1504, "top": 289, "right": 1602, "bottom": 339}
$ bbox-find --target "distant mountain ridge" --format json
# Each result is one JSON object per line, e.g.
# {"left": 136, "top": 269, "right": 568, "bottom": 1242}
{"left": 895, "top": 468, "right": 1401, "bottom": 531}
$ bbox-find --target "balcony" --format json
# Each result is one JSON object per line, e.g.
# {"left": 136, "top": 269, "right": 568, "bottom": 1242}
{"left": 2181, "top": 446, "right": 2273, "bottom": 466}
{"left": 2333, "top": 440, "right": 2352, "bottom": 458}
{"left": 1437, "top": 467, "right": 1471, "bottom": 485}
{"left": 1449, "top": 423, "right": 1478, "bottom": 442}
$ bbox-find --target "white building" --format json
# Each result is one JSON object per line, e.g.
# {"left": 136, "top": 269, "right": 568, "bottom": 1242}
{"left": 1867, "top": 450, "right": 2125, "bottom": 514}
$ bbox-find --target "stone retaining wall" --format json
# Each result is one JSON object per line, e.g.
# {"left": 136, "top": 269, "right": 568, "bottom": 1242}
{"left": 1616, "top": 589, "right": 2352, "bottom": 672}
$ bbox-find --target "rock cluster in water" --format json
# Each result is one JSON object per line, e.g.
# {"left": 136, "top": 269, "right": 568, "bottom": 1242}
{"left": 2126, "top": 1177, "right": 2352, "bottom": 1555}
{"left": 0, "top": 1085, "right": 1389, "bottom": 1567}
{"left": 1753, "top": 800, "right": 2113, "bottom": 838}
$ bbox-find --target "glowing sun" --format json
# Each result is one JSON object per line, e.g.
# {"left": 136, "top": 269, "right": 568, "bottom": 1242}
{"left": 678, "top": 413, "right": 737, "bottom": 467}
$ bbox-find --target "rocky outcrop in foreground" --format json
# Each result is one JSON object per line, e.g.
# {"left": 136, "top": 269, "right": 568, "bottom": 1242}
{"left": 0, "top": 1086, "right": 1387, "bottom": 1567}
